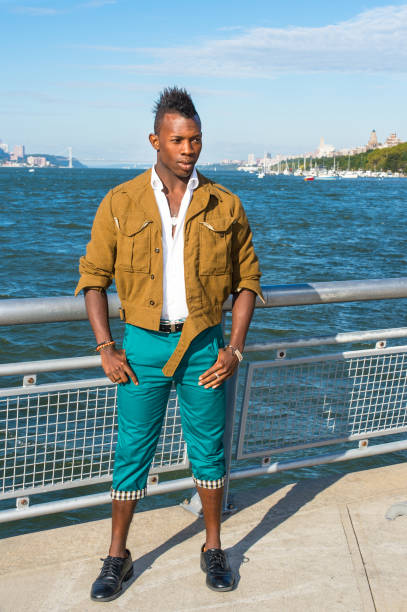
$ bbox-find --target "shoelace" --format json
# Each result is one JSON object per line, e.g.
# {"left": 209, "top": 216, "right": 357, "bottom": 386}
{"left": 206, "top": 550, "right": 226, "bottom": 571}
{"left": 99, "top": 556, "right": 125, "bottom": 580}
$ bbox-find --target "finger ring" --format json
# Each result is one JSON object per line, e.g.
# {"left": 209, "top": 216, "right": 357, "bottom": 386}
{"left": 214, "top": 372, "right": 220, "bottom": 379}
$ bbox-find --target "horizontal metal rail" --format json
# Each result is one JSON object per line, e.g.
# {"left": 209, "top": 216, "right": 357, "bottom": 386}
{"left": 0, "top": 356, "right": 101, "bottom": 378}
{"left": 1, "top": 439, "right": 406, "bottom": 523}
{"left": 1, "top": 327, "right": 407, "bottom": 378}
{"left": 245, "top": 327, "right": 407, "bottom": 352}
{"left": 1, "top": 278, "right": 407, "bottom": 325}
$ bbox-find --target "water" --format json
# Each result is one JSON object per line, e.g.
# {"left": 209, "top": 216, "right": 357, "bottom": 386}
{"left": 1, "top": 168, "right": 407, "bottom": 536}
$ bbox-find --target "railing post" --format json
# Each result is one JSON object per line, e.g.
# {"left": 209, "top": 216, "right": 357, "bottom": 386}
{"left": 222, "top": 370, "right": 238, "bottom": 513}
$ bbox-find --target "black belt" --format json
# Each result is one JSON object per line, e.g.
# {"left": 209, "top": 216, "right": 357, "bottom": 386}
{"left": 159, "top": 321, "right": 184, "bottom": 333}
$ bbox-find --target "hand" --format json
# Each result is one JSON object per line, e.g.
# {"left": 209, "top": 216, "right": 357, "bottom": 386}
{"left": 100, "top": 346, "right": 138, "bottom": 385}
{"left": 198, "top": 347, "right": 239, "bottom": 389}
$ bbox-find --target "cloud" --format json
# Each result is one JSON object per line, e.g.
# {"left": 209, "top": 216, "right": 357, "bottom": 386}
{"left": 85, "top": 5, "right": 407, "bottom": 77}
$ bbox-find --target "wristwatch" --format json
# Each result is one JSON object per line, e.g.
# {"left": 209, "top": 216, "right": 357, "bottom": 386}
{"left": 225, "top": 344, "right": 243, "bottom": 362}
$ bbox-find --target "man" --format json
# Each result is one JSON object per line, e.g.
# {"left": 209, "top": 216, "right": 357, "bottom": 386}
{"left": 75, "top": 87, "right": 263, "bottom": 602}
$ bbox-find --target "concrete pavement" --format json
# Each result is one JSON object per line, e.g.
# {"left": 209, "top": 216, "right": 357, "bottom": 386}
{"left": 1, "top": 462, "right": 407, "bottom": 611}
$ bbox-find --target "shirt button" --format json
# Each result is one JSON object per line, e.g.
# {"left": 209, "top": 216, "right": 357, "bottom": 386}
{"left": 154, "top": 247, "right": 160, "bottom": 253}
{"left": 149, "top": 300, "right": 155, "bottom": 306}
{"left": 150, "top": 274, "right": 155, "bottom": 280}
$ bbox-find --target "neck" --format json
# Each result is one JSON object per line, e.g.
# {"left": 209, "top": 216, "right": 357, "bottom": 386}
{"left": 154, "top": 161, "right": 192, "bottom": 192}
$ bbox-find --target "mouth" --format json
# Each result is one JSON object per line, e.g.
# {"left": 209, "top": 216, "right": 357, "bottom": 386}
{"left": 178, "top": 161, "right": 195, "bottom": 171}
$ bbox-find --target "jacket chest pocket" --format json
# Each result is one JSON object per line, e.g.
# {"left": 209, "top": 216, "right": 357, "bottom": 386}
{"left": 115, "top": 216, "right": 152, "bottom": 273}
{"left": 199, "top": 217, "right": 234, "bottom": 276}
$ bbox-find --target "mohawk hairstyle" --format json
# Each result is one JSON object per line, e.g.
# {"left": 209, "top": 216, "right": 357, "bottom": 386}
{"left": 153, "top": 86, "right": 200, "bottom": 133}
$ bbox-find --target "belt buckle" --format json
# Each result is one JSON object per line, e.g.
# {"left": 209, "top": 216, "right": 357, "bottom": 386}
{"left": 170, "top": 322, "right": 176, "bottom": 333}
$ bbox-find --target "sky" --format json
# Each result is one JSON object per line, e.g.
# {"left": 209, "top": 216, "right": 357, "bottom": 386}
{"left": 1, "top": 0, "right": 407, "bottom": 165}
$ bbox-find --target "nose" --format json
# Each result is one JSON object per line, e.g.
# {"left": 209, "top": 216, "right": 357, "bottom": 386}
{"left": 181, "top": 140, "right": 194, "bottom": 156}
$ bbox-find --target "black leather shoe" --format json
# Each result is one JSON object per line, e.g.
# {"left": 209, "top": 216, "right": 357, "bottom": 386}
{"left": 200, "top": 544, "right": 235, "bottom": 592}
{"left": 90, "top": 549, "right": 133, "bottom": 602}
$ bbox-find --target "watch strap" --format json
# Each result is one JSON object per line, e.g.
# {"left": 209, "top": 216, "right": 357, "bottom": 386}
{"left": 225, "top": 344, "right": 243, "bottom": 362}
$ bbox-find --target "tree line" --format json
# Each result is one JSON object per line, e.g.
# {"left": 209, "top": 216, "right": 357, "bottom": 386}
{"left": 293, "top": 142, "right": 407, "bottom": 173}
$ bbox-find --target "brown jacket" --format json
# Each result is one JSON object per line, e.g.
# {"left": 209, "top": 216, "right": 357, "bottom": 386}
{"left": 75, "top": 169, "right": 263, "bottom": 376}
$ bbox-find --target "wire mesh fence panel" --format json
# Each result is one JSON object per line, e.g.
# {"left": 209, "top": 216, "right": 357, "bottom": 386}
{"left": 0, "top": 381, "right": 187, "bottom": 499}
{"left": 237, "top": 346, "right": 407, "bottom": 460}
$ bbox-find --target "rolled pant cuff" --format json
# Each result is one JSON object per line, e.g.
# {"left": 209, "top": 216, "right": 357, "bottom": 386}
{"left": 193, "top": 475, "right": 225, "bottom": 489}
{"left": 110, "top": 487, "right": 146, "bottom": 501}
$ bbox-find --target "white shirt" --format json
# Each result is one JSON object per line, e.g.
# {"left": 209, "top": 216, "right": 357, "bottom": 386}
{"left": 151, "top": 165, "right": 199, "bottom": 321}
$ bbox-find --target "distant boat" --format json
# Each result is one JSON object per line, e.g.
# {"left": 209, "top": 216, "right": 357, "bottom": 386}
{"left": 341, "top": 171, "right": 359, "bottom": 179}
{"left": 28, "top": 168, "right": 35, "bottom": 173}
{"left": 257, "top": 171, "right": 265, "bottom": 179}
{"left": 304, "top": 176, "right": 314, "bottom": 182}
{"left": 315, "top": 172, "right": 338, "bottom": 181}
{"left": 340, "top": 155, "right": 359, "bottom": 179}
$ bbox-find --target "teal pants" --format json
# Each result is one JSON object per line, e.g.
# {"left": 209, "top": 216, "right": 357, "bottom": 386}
{"left": 111, "top": 324, "right": 226, "bottom": 500}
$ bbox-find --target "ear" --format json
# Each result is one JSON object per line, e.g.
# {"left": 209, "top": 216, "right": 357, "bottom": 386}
{"left": 149, "top": 133, "right": 159, "bottom": 151}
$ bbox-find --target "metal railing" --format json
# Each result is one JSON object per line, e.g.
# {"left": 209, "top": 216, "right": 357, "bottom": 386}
{"left": 1, "top": 277, "right": 407, "bottom": 523}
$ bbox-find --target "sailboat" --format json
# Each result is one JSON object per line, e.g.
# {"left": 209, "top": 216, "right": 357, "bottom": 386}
{"left": 341, "top": 155, "right": 358, "bottom": 179}
{"left": 315, "top": 156, "right": 338, "bottom": 180}
{"left": 257, "top": 154, "right": 266, "bottom": 178}
{"left": 283, "top": 159, "right": 291, "bottom": 175}
{"left": 304, "top": 156, "right": 316, "bottom": 181}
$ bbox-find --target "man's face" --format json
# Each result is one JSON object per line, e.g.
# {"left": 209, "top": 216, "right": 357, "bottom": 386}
{"left": 149, "top": 113, "right": 202, "bottom": 179}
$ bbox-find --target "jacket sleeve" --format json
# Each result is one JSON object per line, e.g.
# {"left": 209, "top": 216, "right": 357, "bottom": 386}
{"left": 231, "top": 195, "right": 265, "bottom": 303}
{"left": 74, "top": 190, "right": 117, "bottom": 296}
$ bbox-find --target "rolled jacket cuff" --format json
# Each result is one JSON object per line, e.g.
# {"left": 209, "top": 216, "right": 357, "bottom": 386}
{"left": 193, "top": 476, "right": 225, "bottom": 489}
{"left": 75, "top": 275, "right": 111, "bottom": 296}
{"left": 110, "top": 487, "right": 146, "bottom": 501}
{"left": 234, "top": 280, "right": 265, "bottom": 304}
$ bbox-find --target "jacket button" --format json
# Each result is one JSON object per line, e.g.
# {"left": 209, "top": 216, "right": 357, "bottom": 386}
{"left": 154, "top": 247, "right": 160, "bottom": 253}
{"left": 149, "top": 299, "right": 155, "bottom": 306}
{"left": 150, "top": 274, "right": 155, "bottom": 280}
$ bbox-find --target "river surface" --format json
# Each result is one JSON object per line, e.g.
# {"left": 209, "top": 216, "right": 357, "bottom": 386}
{"left": 1, "top": 168, "right": 407, "bottom": 536}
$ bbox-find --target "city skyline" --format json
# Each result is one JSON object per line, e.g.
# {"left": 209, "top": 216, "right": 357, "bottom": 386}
{"left": 1, "top": 1, "right": 407, "bottom": 163}
{"left": 1, "top": 127, "right": 403, "bottom": 168}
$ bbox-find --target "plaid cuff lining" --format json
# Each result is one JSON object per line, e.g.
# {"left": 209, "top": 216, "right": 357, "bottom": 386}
{"left": 110, "top": 487, "right": 146, "bottom": 501}
{"left": 193, "top": 476, "right": 225, "bottom": 489}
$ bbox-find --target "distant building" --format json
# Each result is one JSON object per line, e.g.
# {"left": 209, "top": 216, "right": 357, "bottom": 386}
{"left": 27, "top": 155, "right": 49, "bottom": 167}
{"left": 367, "top": 129, "right": 378, "bottom": 149}
{"left": 0, "top": 140, "right": 8, "bottom": 153}
{"left": 247, "top": 153, "right": 256, "bottom": 165}
{"left": 384, "top": 132, "right": 401, "bottom": 148}
{"left": 220, "top": 159, "right": 241, "bottom": 165}
{"left": 13, "top": 144, "right": 25, "bottom": 159}
{"left": 316, "top": 137, "right": 335, "bottom": 157}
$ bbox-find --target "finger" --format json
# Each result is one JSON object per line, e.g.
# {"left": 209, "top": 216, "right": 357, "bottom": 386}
{"left": 202, "top": 369, "right": 228, "bottom": 388}
{"left": 123, "top": 362, "right": 139, "bottom": 385}
{"left": 109, "top": 372, "right": 122, "bottom": 384}
{"left": 198, "top": 367, "right": 226, "bottom": 385}
{"left": 199, "top": 359, "right": 220, "bottom": 377}
{"left": 203, "top": 363, "right": 239, "bottom": 388}
{"left": 203, "top": 375, "right": 226, "bottom": 389}
{"left": 198, "top": 362, "right": 223, "bottom": 385}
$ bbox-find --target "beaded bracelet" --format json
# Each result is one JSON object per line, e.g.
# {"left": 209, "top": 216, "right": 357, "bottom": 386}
{"left": 95, "top": 340, "right": 115, "bottom": 352}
